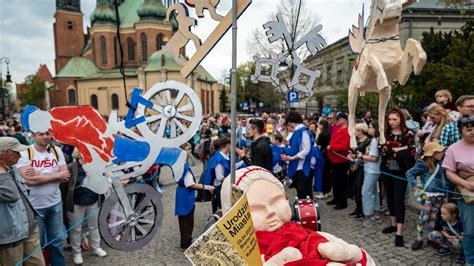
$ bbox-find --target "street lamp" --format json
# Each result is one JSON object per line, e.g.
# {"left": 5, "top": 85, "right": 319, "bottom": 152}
{"left": 0, "top": 57, "right": 12, "bottom": 120}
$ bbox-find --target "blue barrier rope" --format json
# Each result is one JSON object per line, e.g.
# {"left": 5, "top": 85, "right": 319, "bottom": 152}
{"left": 17, "top": 208, "right": 100, "bottom": 266}
{"left": 17, "top": 149, "right": 472, "bottom": 264}
{"left": 327, "top": 149, "right": 471, "bottom": 198}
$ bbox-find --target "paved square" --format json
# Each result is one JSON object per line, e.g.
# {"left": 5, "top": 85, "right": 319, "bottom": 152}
{"left": 64, "top": 163, "right": 453, "bottom": 265}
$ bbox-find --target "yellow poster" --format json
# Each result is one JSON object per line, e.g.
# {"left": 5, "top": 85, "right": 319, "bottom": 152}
{"left": 184, "top": 192, "right": 262, "bottom": 265}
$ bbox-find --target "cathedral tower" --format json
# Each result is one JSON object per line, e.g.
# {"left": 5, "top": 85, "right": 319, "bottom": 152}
{"left": 54, "top": 0, "right": 85, "bottom": 73}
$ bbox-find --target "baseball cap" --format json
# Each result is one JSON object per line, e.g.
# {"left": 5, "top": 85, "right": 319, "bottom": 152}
{"left": 336, "top": 112, "right": 348, "bottom": 120}
{"left": 458, "top": 115, "right": 474, "bottom": 129}
{"left": 0, "top": 137, "right": 29, "bottom": 152}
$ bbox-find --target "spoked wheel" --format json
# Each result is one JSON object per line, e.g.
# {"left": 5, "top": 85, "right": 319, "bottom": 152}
{"left": 99, "top": 184, "right": 163, "bottom": 251}
{"left": 135, "top": 81, "right": 202, "bottom": 147}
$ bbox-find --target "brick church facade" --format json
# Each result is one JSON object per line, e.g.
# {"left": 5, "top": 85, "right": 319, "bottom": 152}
{"left": 51, "top": 0, "right": 224, "bottom": 116}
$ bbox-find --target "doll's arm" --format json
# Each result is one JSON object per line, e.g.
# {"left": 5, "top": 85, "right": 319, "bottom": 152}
{"left": 262, "top": 247, "right": 302, "bottom": 266}
{"left": 318, "top": 232, "right": 375, "bottom": 266}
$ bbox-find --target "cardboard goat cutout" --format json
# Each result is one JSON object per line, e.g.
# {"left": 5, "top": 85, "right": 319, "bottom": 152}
{"left": 21, "top": 81, "right": 202, "bottom": 251}
{"left": 347, "top": 0, "right": 427, "bottom": 147}
{"left": 251, "top": 13, "right": 327, "bottom": 97}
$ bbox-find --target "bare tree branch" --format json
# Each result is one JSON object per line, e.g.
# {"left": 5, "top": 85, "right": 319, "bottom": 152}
{"left": 246, "top": 0, "right": 323, "bottom": 61}
{"left": 245, "top": 0, "right": 324, "bottom": 104}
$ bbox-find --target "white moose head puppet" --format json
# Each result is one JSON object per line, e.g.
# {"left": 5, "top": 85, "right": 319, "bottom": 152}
{"left": 347, "top": 0, "right": 427, "bottom": 147}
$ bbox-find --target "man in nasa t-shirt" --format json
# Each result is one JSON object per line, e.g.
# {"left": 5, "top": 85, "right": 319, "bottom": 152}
{"left": 17, "top": 132, "right": 69, "bottom": 266}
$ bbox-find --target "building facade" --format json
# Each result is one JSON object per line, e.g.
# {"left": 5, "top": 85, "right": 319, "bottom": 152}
{"left": 51, "top": 0, "right": 221, "bottom": 116}
{"left": 304, "top": 0, "right": 474, "bottom": 109}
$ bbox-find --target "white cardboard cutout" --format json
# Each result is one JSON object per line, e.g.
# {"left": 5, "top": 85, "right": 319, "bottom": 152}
{"left": 347, "top": 0, "right": 427, "bottom": 147}
{"left": 22, "top": 81, "right": 202, "bottom": 195}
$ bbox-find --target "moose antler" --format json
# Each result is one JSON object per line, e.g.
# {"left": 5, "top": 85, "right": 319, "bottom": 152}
{"left": 348, "top": 8, "right": 365, "bottom": 54}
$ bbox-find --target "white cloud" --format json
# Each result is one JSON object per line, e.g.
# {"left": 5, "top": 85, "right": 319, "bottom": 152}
{"left": 1, "top": 0, "right": 373, "bottom": 85}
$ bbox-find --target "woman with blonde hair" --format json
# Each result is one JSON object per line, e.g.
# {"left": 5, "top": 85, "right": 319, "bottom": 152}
{"left": 348, "top": 123, "right": 371, "bottom": 220}
{"left": 427, "top": 105, "right": 460, "bottom": 147}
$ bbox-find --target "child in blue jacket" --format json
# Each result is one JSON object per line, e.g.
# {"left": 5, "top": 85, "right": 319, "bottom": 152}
{"left": 406, "top": 142, "right": 447, "bottom": 251}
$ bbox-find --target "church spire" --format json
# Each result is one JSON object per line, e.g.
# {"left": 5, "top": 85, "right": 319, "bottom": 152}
{"left": 56, "top": 0, "right": 81, "bottom": 13}
{"left": 91, "top": 0, "right": 117, "bottom": 26}
{"left": 138, "top": 0, "right": 167, "bottom": 21}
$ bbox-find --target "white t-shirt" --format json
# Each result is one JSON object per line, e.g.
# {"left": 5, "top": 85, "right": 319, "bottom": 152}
{"left": 364, "top": 138, "right": 381, "bottom": 175}
{"left": 16, "top": 145, "right": 66, "bottom": 209}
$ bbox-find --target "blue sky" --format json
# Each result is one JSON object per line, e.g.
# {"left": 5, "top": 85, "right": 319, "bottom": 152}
{"left": 0, "top": 0, "right": 376, "bottom": 86}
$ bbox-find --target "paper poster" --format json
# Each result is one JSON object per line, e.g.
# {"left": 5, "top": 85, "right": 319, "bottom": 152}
{"left": 184, "top": 191, "right": 262, "bottom": 265}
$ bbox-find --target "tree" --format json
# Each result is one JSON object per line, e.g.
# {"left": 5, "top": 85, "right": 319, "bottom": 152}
{"left": 334, "top": 23, "right": 474, "bottom": 120}
{"left": 219, "top": 87, "right": 229, "bottom": 112}
{"left": 228, "top": 61, "right": 285, "bottom": 111}
{"left": 20, "top": 75, "right": 46, "bottom": 107}
{"left": 391, "top": 22, "right": 474, "bottom": 119}
{"left": 246, "top": 0, "right": 324, "bottom": 103}
{"left": 440, "top": 0, "right": 474, "bottom": 14}
{"left": 247, "top": 0, "right": 322, "bottom": 60}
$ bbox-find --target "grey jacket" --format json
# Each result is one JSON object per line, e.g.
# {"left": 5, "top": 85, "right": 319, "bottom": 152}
{"left": 61, "top": 160, "right": 78, "bottom": 213}
{"left": 0, "top": 168, "right": 33, "bottom": 245}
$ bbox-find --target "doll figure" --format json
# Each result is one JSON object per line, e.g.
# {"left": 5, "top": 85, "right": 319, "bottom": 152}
{"left": 221, "top": 166, "right": 375, "bottom": 265}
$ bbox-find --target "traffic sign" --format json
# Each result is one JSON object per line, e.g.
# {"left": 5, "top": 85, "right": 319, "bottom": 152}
{"left": 288, "top": 91, "right": 299, "bottom": 103}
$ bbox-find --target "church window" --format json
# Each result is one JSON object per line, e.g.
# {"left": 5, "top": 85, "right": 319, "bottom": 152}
{"left": 141, "top": 33, "right": 148, "bottom": 62}
{"left": 114, "top": 37, "right": 117, "bottom": 66}
{"left": 111, "top": 93, "right": 119, "bottom": 110}
{"left": 156, "top": 33, "right": 164, "bottom": 51}
{"left": 127, "top": 38, "right": 135, "bottom": 61}
{"left": 67, "top": 89, "right": 76, "bottom": 104}
{"left": 100, "top": 36, "right": 107, "bottom": 65}
{"left": 91, "top": 94, "right": 98, "bottom": 109}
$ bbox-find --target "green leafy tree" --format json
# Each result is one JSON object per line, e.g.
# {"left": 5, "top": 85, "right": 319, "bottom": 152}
{"left": 390, "top": 22, "right": 474, "bottom": 119}
{"left": 440, "top": 0, "right": 473, "bottom": 15}
{"left": 336, "top": 23, "right": 474, "bottom": 120}
{"left": 229, "top": 61, "right": 284, "bottom": 111}
{"left": 219, "top": 87, "right": 229, "bottom": 112}
{"left": 20, "top": 75, "right": 45, "bottom": 107}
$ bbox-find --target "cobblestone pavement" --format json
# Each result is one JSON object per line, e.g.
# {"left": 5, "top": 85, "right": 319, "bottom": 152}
{"left": 64, "top": 162, "right": 455, "bottom": 265}
{"left": 306, "top": 195, "right": 454, "bottom": 266}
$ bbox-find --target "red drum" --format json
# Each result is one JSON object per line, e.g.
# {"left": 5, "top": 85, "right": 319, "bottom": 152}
{"left": 293, "top": 197, "right": 321, "bottom": 231}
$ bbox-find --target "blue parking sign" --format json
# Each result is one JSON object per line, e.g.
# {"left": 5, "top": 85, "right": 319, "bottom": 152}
{"left": 288, "top": 91, "right": 299, "bottom": 103}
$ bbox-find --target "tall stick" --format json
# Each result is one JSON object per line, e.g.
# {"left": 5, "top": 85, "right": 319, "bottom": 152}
{"left": 230, "top": 0, "right": 238, "bottom": 185}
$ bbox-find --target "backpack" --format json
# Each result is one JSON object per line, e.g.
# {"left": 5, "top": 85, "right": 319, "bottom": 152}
{"left": 28, "top": 145, "right": 59, "bottom": 161}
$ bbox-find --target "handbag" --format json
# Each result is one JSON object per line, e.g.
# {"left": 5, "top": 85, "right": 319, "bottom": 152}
{"left": 195, "top": 188, "right": 213, "bottom": 202}
{"left": 458, "top": 176, "right": 474, "bottom": 203}
{"left": 414, "top": 164, "right": 440, "bottom": 202}
{"left": 395, "top": 149, "right": 416, "bottom": 172}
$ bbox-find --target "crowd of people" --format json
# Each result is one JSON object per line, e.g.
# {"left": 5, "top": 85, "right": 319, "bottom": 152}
{"left": 0, "top": 90, "right": 473, "bottom": 265}
{"left": 1, "top": 122, "right": 107, "bottom": 265}
{"left": 191, "top": 91, "right": 474, "bottom": 264}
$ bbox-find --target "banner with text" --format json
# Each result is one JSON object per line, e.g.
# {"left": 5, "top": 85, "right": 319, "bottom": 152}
{"left": 184, "top": 191, "right": 262, "bottom": 265}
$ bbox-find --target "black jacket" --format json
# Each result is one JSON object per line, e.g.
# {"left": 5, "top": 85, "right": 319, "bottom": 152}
{"left": 242, "top": 136, "right": 273, "bottom": 172}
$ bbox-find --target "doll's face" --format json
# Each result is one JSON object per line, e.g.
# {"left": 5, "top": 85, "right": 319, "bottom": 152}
{"left": 246, "top": 179, "right": 292, "bottom": 232}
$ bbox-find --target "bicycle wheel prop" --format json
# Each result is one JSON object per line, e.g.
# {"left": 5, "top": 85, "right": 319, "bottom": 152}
{"left": 99, "top": 184, "right": 164, "bottom": 251}
{"left": 135, "top": 81, "right": 202, "bottom": 147}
